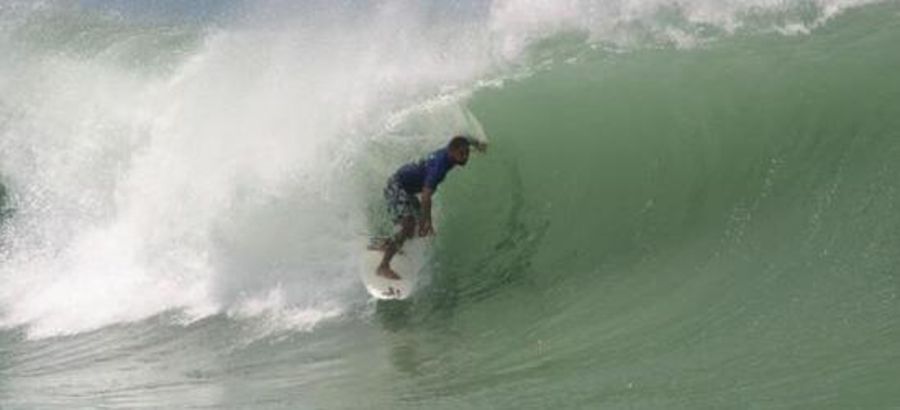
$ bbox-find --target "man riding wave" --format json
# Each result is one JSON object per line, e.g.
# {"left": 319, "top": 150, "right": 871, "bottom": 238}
{"left": 373, "top": 135, "right": 487, "bottom": 279}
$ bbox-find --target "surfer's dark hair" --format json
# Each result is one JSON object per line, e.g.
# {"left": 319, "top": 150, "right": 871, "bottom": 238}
{"left": 448, "top": 135, "right": 471, "bottom": 150}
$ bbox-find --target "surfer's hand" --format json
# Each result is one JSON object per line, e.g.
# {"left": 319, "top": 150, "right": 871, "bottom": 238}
{"left": 419, "top": 219, "right": 435, "bottom": 237}
{"left": 473, "top": 140, "right": 488, "bottom": 153}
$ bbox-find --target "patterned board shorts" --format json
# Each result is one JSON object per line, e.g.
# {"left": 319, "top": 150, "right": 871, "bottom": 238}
{"left": 384, "top": 178, "right": 421, "bottom": 223}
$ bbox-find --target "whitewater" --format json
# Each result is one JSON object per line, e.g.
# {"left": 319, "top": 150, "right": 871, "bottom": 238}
{"left": 1, "top": 0, "right": 899, "bottom": 408}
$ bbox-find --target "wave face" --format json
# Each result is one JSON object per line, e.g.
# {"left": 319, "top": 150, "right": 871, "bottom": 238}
{"left": 2, "top": 0, "right": 900, "bottom": 408}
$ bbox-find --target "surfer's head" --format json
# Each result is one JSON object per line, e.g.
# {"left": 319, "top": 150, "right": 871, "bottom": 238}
{"left": 448, "top": 135, "right": 471, "bottom": 166}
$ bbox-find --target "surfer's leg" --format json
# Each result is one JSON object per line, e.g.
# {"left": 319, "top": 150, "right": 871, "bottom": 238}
{"left": 377, "top": 215, "right": 414, "bottom": 279}
{"left": 378, "top": 180, "right": 418, "bottom": 279}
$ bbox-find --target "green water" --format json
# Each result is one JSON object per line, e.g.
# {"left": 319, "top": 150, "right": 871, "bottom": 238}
{"left": 417, "top": 4, "right": 900, "bottom": 407}
{"left": 2, "top": 2, "right": 900, "bottom": 409}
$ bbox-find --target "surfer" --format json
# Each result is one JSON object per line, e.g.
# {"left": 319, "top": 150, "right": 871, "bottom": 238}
{"left": 374, "top": 135, "right": 487, "bottom": 279}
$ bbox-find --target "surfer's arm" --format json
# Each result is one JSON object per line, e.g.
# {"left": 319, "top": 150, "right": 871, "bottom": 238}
{"left": 419, "top": 187, "right": 434, "bottom": 236}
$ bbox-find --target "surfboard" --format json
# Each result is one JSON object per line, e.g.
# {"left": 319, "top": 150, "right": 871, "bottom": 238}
{"left": 361, "top": 238, "right": 428, "bottom": 300}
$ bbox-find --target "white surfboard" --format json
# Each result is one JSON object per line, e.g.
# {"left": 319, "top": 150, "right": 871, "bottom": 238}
{"left": 361, "top": 238, "right": 428, "bottom": 300}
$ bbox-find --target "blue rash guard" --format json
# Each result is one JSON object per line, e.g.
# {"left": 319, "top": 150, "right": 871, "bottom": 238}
{"left": 391, "top": 148, "right": 456, "bottom": 194}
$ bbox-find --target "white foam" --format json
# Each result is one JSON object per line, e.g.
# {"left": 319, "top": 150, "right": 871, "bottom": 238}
{"left": 228, "top": 285, "right": 345, "bottom": 335}
{"left": 488, "top": 0, "right": 882, "bottom": 53}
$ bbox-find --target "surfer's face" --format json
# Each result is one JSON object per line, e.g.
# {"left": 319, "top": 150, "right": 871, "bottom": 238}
{"left": 450, "top": 145, "right": 470, "bottom": 166}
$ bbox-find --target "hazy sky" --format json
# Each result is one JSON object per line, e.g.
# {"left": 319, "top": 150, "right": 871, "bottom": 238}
{"left": 75, "top": 0, "right": 488, "bottom": 25}
{"left": 77, "top": 0, "right": 240, "bottom": 22}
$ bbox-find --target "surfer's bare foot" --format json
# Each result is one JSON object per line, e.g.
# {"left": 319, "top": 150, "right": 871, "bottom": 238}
{"left": 377, "top": 265, "right": 401, "bottom": 280}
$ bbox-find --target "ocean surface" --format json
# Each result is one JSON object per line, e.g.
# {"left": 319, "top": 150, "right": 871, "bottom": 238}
{"left": 2, "top": 0, "right": 900, "bottom": 408}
